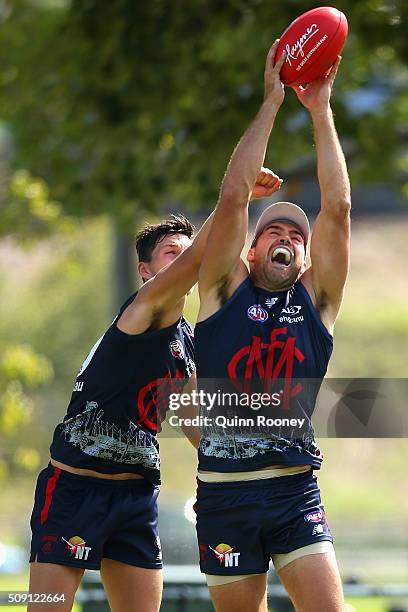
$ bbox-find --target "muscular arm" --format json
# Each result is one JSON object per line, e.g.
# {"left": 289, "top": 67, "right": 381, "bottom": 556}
{"left": 198, "top": 41, "right": 286, "bottom": 320}
{"left": 310, "top": 106, "right": 351, "bottom": 325}
{"left": 295, "top": 58, "right": 351, "bottom": 331}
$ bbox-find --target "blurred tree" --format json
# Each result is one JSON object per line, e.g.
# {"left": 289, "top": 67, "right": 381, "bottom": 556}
{"left": 2, "top": 169, "right": 76, "bottom": 241}
{"left": 0, "top": 217, "right": 112, "bottom": 473}
{"left": 0, "top": 343, "right": 53, "bottom": 477}
{"left": 0, "top": 0, "right": 406, "bottom": 231}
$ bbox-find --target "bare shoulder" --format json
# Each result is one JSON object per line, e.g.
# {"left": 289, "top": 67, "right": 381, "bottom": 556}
{"left": 116, "top": 289, "right": 184, "bottom": 335}
{"left": 115, "top": 293, "right": 158, "bottom": 335}
{"left": 198, "top": 259, "right": 249, "bottom": 322}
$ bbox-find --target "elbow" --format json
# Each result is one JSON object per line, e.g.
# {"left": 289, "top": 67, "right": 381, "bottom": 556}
{"left": 339, "top": 199, "right": 351, "bottom": 216}
{"left": 327, "top": 198, "right": 351, "bottom": 218}
{"left": 219, "top": 184, "right": 250, "bottom": 210}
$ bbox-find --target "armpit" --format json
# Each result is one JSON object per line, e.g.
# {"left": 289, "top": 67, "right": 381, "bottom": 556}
{"left": 146, "top": 308, "right": 163, "bottom": 332}
{"left": 216, "top": 277, "right": 230, "bottom": 307}
{"left": 316, "top": 289, "right": 329, "bottom": 313}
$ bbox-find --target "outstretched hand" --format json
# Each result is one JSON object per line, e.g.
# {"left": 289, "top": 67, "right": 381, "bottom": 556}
{"left": 264, "top": 39, "right": 286, "bottom": 107}
{"left": 252, "top": 167, "right": 283, "bottom": 199}
{"left": 292, "top": 56, "right": 341, "bottom": 112}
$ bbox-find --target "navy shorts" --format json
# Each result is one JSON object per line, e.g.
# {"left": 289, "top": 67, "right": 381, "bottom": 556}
{"left": 195, "top": 470, "right": 333, "bottom": 576}
{"left": 30, "top": 464, "right": 162, "bottom": 570}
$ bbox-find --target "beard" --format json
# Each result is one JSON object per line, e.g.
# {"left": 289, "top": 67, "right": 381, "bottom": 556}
{"left": 252, "top": 258, "right": 301, "bottom": 291}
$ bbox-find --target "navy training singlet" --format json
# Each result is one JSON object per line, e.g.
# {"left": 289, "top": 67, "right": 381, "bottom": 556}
{"left": 50, "top": 293, "right": 195, "bottom": 484}
{"left": 194, "top": 276, "right": 333, "bottom": 472}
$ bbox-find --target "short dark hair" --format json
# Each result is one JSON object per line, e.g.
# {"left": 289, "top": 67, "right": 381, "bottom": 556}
{"left": 135, "top": 214, "right": 194, "bottom": 262}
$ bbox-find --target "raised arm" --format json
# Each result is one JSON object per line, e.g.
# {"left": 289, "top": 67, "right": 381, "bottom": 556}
{"left": 294, "top": 58, "right": 351, "bottom": 332}
{"left": 198, "top": 41, "right": 286, "bottom": 320}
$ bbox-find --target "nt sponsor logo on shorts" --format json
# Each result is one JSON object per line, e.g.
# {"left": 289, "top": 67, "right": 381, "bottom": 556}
{"left": 209, "top": 543, "right": 241, "bottom": 567}
{"left": 62, "top": 536, "right": 92, "bottom": 561}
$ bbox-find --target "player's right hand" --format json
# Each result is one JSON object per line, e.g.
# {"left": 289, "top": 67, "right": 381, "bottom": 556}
{"left": 251, "top": 167, "right": 283, "bottom": 199}
{"left": 264, "top": 39, "right": 286, "bottom": 106}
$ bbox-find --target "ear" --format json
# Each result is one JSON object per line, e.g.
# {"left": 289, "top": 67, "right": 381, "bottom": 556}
{"left": 247, "top": 247, "right": 255, "bottom": 263}
{"left": 138, "top": 261, "right": 153, "bottom": 281}
{"left": 300, "top": 252, "right": 309, "bottom": 274}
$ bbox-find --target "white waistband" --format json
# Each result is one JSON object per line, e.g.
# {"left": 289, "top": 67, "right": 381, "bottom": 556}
{"left": 197, "top": 465, "right": 311, "bottom": 483}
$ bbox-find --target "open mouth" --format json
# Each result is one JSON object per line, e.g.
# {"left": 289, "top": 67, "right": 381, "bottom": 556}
{"left": 270, "top": 246, "right": 293, "bottom": 267}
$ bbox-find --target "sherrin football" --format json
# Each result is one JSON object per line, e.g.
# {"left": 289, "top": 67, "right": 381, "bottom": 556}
{"left": 275, "top": 6, "right": 348, "bottom": 87}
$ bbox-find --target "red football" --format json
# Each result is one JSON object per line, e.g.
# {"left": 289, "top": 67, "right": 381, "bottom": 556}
{"left": 275, "top": 6, "right": 348, "bottom": 86}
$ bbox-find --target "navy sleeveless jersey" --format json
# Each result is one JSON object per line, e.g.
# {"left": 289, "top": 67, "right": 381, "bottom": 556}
{"left": 50, "top": 292, "right": 195, "bottom": 484}
{"left": 195, "top": 277, "right": 333, "bottom": 472}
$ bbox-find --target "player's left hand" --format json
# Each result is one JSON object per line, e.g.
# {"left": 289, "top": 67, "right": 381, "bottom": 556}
{"left": 292, "top": 56, "right": 341, "bottom": 112}
{"left": 251, "top": 167, "right": 283, "bottom": 200}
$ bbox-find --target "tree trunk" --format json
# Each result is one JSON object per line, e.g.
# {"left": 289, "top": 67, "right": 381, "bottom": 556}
{"left": 111, "top": 219, "right": 140, "bottom": 314}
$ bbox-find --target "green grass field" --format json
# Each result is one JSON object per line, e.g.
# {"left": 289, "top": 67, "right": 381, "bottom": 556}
{"left": 0, "top": 573, "right": 80, "bottom": 611}
{"left": 1, "top": 573, "right": 407, "bottom": 612}
{"left": 342, "top": 600, "right": 408, "bottom": 612}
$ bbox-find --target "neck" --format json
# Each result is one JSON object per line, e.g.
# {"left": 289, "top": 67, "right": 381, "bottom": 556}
{"left": 250, "top": 273, "right": 294, "bottom": 293}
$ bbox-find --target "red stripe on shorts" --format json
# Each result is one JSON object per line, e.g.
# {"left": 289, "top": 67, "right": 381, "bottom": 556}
{"left": 40, "top": 468, "right": 62, "bottom": 525}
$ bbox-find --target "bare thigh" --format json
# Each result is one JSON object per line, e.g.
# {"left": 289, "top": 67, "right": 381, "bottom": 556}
{"left": 277, "top": 552, "right": 344, "bottom": 612}
{"left": 28, "top": 562, "right": 84, "bottom": 612}
{"left": 100, "top": 558, "right": 162, "bottom": 612}
{"left": 209, "top": 574, "right": 268, "bottom": 612}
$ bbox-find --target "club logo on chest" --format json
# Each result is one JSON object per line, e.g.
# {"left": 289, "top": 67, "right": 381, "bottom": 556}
{"left": 247, "top": 304, "right": 269, "bottom": 323}
{"left": 169, "top": 339, "right": 185, "bottom": 359}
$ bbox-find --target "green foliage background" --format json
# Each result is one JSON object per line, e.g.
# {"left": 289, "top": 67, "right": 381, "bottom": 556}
{"left": 0, "top": 0, "right": 407, "bottom": 590}
{"left": 0, "top": 0, "right": 407, "bottom": 228}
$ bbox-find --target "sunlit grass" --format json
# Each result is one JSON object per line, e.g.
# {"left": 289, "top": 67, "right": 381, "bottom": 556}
{"left": 0, "top": 573, "right": 406, "bottom": 612}
{"left": 0, "top": 572, "right": 80, "bottom": 611}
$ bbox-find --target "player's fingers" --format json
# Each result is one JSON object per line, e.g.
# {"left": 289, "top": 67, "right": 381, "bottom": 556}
{"left": 328, "top": 56, "right": 341, "bottom": 83}
{"left": 257, "top": 173, "right": 272, "bottom": 186}
{"left": 266, "top": 39, "right": 280, "bottom": 68}
{"left": 264, "top": 180, "right": 283, "bottom": 195}
{"left": 260, "top": 166, "right": 279, "bottom": 178}
{"left": 257, "top": 167, "right": 272, "bottom": 180}
{"left": 257, "top": 168, "right": 281, "bottom": 186}
{"left": 266, "top": 179, "right": 283, "bottom": 195}
{"left": 266, "top": 174, "right": 282, "bottom": 186}
{"left": 274, "top": 49, "right": 287, "bottom": 72}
